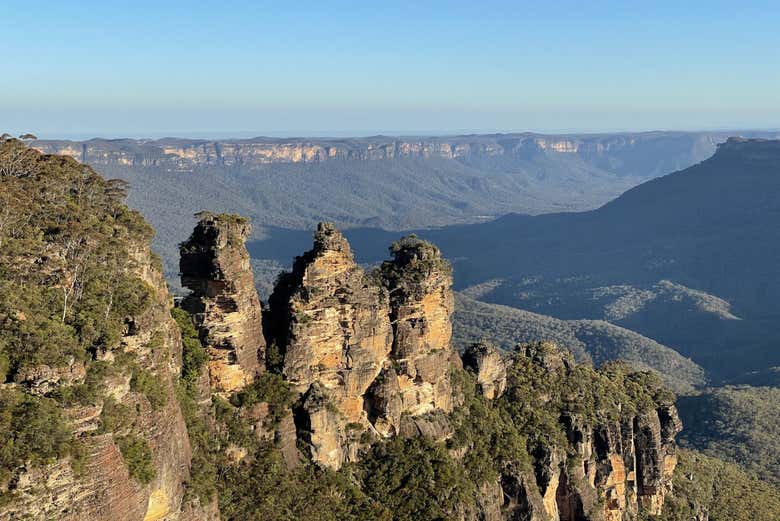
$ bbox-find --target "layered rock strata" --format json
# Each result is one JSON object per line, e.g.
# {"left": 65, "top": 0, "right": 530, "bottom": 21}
{"left": 180, "top": 212, "right": 266, "bottom": 393}
{"left": 486, "top": 344, "right": 681, "bottom": 521}
{"left": 380, "top": 235, "right": 455, "bottom": 415}
{"left": 0, "top": 241, "right": 198, "bottom": 521}
{"left": 267, "top": 225, "right": 456, "bottom": 467}
{"left": 32, "top": 133, "right": 739, "bottom": 171}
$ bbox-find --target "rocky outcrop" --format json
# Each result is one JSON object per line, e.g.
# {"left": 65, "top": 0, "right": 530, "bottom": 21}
{"left": 0, "top": 240, "right": 199, "bottom": 521}
{"left": 180, "top": 212, "right": 265, "bottom": 393}
{"left": 371, "top": 235, "right": 455, "bottom": 424}
{"left": 267, "top": 223, "right": 392, "bottom": 467}
{"left": 635, "top": 404, "right": 682, "bottom": 515}
{"left": 488, "top": 342, "right": 681, "bottom": 521}
{"left": 462, "top": 341, "right": 507, "bottom": 399}
{"left": 267, "top": 225, "right": 457, "bottom": 467}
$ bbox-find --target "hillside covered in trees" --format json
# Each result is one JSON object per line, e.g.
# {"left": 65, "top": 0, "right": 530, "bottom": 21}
{"left": 4, "top": 139, "right": 780, "bottom": 520}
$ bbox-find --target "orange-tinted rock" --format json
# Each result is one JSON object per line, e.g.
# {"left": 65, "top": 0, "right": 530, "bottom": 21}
{"left": 180, "top": 212, "right": 266, "bottom": 394}
{"left": 268, "top": 223, "right": 392, "bottom": 468}
{"left": 268, "top": 226, "right": 459, "bottom": 468}
{"left": 371, "top": 235, "right": 456, "bottom": 423}
{"left": 462, "top": 341, "right": 507, "bottom": 400}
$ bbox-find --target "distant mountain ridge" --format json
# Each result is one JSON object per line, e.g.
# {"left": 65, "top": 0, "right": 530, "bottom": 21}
{"left": 246, "top": 138, "right": 780, "bottom": 381}
{"left": 34, "top": 131, "right": 773, "bottom": 172}
{"left": 36, "top": 130, "right": 780, "bottom": 289}
{"left": 406, "top": 138, "right": 780, "bottom": 379}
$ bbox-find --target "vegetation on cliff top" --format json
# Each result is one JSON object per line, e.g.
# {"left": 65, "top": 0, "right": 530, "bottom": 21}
{"left": 0, "top": 138, "right": 167, "bottom": 492}
{"left": 0, "top": 137, "right": 153, "bottom": 380}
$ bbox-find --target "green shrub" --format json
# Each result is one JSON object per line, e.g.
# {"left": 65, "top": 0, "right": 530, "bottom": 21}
{"left": 97, "top": 396, "right": 134, "bottom": 434}
{"left": 51, "top": 361, "right": 112, "bottom": 406}
{"left": 130, "top": 369, "right": 167, "bottom": 410}
{"left": 175, "top": 382, "right": 218, "bottom": 506}
{"left": 449, "top": 366, "right": 531, "bottom": 483}
{"left": 171, "top": 307, "right": 208, "bottom": 385}
{"left": 0, "top": 352, "right": 9, "bottom": 382}
{"left": 230, "top": 372, "right": 292, "bottom": 427}
{"left": 0, "top": 388, "right": 74, "bottom": 484}
{"left": 357, "top": 436, "right": 474, "bottom": 521}
{"left": 115, "top": 435, "right": 156, "bottom": 484}
{"left": 218, "top": 442, "right": 389, "bottom": 521}
{"left": 658, "top": 449, "right": 780, "bottom": 521}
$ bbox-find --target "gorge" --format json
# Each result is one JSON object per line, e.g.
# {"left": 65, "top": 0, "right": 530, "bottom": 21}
{"left": 1, "top": 139, "right": 778, "bottom": 521}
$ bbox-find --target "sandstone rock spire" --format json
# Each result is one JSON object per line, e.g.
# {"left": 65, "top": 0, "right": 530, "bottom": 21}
{"left": 269, "top": 222, "right": 393, "bottom": 467}
{"left": 180, "top": 212, "right": 265, "bottom": 394}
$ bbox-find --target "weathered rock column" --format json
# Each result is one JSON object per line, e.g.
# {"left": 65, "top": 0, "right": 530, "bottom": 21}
{"left": 636, "top": 404, "right": 682, "bottom": 515}
{"left": 366, "top": 235, "right": 456, "bottom": 437}
{"left": 269, "top": 223, "right": 393, "bottom": 468}
{"left": 180, "top": 212, "right": 265, "bottom": 394}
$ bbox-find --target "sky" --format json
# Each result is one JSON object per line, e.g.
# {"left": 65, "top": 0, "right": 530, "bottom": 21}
{"left": 2, "top": 0, "right": 780, "bottom": 138}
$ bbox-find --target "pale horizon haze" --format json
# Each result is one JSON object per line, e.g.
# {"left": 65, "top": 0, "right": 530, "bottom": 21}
{"left": 3, "top": 0, "right": 780, "bottom": 138}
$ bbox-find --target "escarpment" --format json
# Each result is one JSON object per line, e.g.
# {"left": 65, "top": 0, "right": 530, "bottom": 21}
{"left": 0, "top": 139, "right": 206, "bottom": 520}
{"left": 179, "top": 212, "right": 266, "bottom": 393}
{"left": 1, "top": 138, "right": 692, "bottom": 521}
{"left": 33, "top": 133, "right": 733, "bottom": 172}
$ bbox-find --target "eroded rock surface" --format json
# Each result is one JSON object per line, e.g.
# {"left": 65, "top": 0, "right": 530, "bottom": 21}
{"left": 267, "top": 223, "right": 392, "bottom": 467}
{"left": 368, "top": 235, "right": 456, "bottom": 434}
{"left": 267, "top": 225, "right": 457, "bottom": 467}
{"left": 492, "top": 342, "right": 682, "bottom": 521}
{"left": 463, "top": 341, "right": 507, "bottom": 400}
{"left": 180, "top": 212, "right": 266, "bottom": 393}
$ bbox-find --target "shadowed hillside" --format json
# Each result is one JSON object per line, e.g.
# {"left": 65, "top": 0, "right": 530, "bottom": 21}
{"left": 328, "top": 138, "right": 780, "bottom": 381}
{"left": 453, "top": 294, "right": 705, "bottom": 392}
{"left": 36, "top": 131, "right": 780, "bottom": 289}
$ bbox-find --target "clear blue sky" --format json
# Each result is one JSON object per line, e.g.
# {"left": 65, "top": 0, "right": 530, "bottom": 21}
{"left": 2, "top": 0, "right": 779, "bottom": 138}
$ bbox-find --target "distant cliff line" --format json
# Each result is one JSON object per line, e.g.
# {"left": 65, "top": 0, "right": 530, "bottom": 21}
{"left": 32, "top": 131, "right": 780, "bottom": 171}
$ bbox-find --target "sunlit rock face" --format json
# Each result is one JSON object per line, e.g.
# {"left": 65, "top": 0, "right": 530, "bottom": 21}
{"left": 462, "top": 341, "right": 507, "bottom": 400}
{"left": 180, "top": 212, "right": 266, "bottom": 394}
{"left": 268, "top": 223, "right": 393, "bottom": 468}
{"left": 381, "top": 235, "right": 455, "bottom": 413}
{"left": 267, "top": 224, "right": 458, "bottom": 468}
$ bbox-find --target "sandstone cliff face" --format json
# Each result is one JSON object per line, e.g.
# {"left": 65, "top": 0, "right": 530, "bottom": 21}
{"left": 180, "top": 212, "right": 265, "bottom": 393}
{"left": 269, "top": 223, "right": 392, "bottom": 466}
{"left": 267, "top": 225, "right": 456, "bottom": 467}
{"left": 481, "top": 344, "right": 681, "bottom": 521}
{"left": 381, "top": 236, "right": 455, "bottom": 414}
{"left": 0, "top": 241, "right": 198, "bottom": 521}
{"left": 32, "top": 132, "right": 735, "bottom": 172}
{"left": 462, "top": 341, "right": 507, "bottom": 400}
